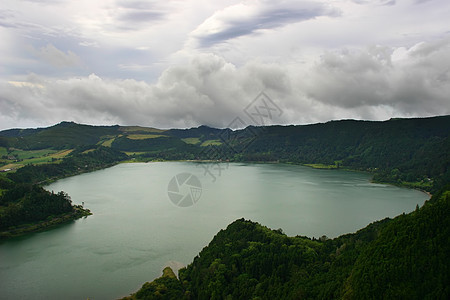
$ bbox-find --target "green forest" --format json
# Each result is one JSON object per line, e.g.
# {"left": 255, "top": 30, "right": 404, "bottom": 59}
{"left": 0, "top": 146, "right": 126, "bottom": 235}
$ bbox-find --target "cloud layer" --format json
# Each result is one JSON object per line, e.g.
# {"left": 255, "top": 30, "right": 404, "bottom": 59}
{"left": 2, "top": 37, "right": 449, "bottom": 130}
{"left": 0, "top": 0, "right": 449, "bottom": 130}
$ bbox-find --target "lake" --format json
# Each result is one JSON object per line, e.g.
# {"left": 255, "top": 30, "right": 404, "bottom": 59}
{"left": 0, "top": 162, "right": 427, "bottom": 299}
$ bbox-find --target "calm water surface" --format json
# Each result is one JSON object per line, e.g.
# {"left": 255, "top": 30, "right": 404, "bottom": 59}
{"left": 0, "top": 162, "right": 427, "bottom": 299}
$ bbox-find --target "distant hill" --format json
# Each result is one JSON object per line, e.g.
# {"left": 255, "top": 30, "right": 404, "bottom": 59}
{"left": 166, "top": 125, "right": 226, "bottom": 139}
{"left": 1, "top": 115, "right": 449, "bottom": 191}
{"left": 0, "top": 127, "right": 46, "bottom": 138}
{"left": 0, "top": 121, "right": 120, "bottom": 149}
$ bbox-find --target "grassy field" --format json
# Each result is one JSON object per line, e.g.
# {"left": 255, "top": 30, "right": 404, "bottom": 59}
{"left": 127, "top": 134, "right": 165, "bottom": 140}
{"left": 0, "top": 147, "right": 7, "bottom": 157}
{"left": 81, "top": 149, "right": 96, "bottom": 154}
{"left": 0, "top": 163, "right": 21, "bottom": 171}
{"left": 0, "top": 149, "right": 73, "bottom": 171}
{"left": 101, "top": 138, "right": 115, "bottom": 147}
{"left": 124, "top": 152, "right": 147, "bottom": 156}
{"left": 21, "top": 149, "right": 73, "bottom": 164}
{"left": 119, "top": 126, "right": 165, "bottom": 133}
{"left": 182, "top": 137, "right": 201, "bottom": 145}
{"left": 9, "top": 149, "right": 56, "bottom": 160}
{"left": 21, "top": 157, "right": 54, "bottom": 164}
{"left": 200, "top": 139, "right": 222, "bottom": 146}
{"left": 51, "top": 149, "right": 73, "bottom": 158}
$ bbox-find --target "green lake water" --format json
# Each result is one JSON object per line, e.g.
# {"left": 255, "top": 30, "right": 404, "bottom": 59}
{"left": 0, "top": 162, "right": 428, "bottom": 299}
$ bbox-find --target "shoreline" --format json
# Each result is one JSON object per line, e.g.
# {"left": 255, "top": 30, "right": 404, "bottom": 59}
{"left": 0, "top": 206, "right": 92, "bottom": 240}
{"left": 1, "top": 159, "right": 431, "bottom": 241}
{"left": 122, "top": 158, "right": 434, "bottom": 197}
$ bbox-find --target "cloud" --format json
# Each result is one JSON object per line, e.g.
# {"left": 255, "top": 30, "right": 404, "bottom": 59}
{"left": 0, "top": 57, "right": 286, "bottom": 129}
{"left": 352, "top": 0, "right": 396, "bottom": 6}
{"left": 20, "top": 0, "right": 64, "bottom": 3}
{"left": 117, "top": 11, "right": 164, "bottom": 23}
{"left": 0, "top": 9, "right": 15, "bottom": 28}
{"left": 414, "top": 0, "right": 433, "bottom": 3}
{"left": 79, "top": 41, "right": 99, "bottom": 48}
{"left": 189, "top": 0, "right": 339, "bottom": 48}
{"left": 31, "top": 44, "right": 81, "bottom": 68}
{"left": 1, "top": 37, "right": 449, "bottom": 130}
{"left": 109, "top": 0, "right": 171, "bottom": 30}
{"left": 0, "top": 9, "right": 42, "bottom": 31}
{"left": 302, "top": 38, "right": 450, "bottom": 117}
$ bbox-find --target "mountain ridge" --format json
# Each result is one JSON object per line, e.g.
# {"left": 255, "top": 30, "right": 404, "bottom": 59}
{"left": 1, "top": 115, "right": 449, "bottom": 192}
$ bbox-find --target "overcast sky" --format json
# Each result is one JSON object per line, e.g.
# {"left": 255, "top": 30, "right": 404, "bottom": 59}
{"left": 1, "top": 0, "right": 449, "bottom": 130}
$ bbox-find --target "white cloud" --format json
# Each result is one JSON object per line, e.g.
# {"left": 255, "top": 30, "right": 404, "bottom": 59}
{"left": 352, "top": 0, "right": 396, "bottom": 6}
{"left": 301, "top": 39, "right": 450, "bottom": 116}
{"left": 79, "top": 41, "right": 99, "bottom": 48}
{"left": 31, "top": 44, "right": 81, "bottom": 67}
{"left": 1, "top": 38, "right": 449, "bottom": 130}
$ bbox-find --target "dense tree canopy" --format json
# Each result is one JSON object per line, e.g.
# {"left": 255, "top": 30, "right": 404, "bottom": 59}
{"left": 0, "top": 147, "right": 125, "bottom": 232}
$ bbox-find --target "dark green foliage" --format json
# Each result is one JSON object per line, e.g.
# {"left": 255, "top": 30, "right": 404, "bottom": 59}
{"left": 122, "top": 267, "right": 185, "bottom": 300}
{"left": 0, "top": 183, "right": 34, "bottom": 205}
{"left": 3, "top": 121, "right": 120, "bottom": 150}
{"left": 343, "top": 185, "right": 450, "bottom": 299}
{"left": 240, "top": 116, "right": 449, "bottom": 192}
{"left": 1, "top": 146, "right": 127, "bottom": 233}
{"left": 0, "top": 175, "right": 14, "bottom": 191}
{"left": 178, "top": 219, "right": 353, "bottom": 299}
{"left": 0, "top": 127, "right": 46, "bottom": 137}
{"left": 111, "top": 136, "right": 186, "bottom": 152}
{"left": 0, "top": 184, "right": 73, "bottom": 230}
{"left": 167, "top": 125, "right": 225, "bottom": 141}
{"left": 0, "top": 136, "right": 10, "bottom": 147}
{"left": 134, "top": 276, "right": 185, "bottom": 300}
{"left": 139, "top": 146, "right": 199, "bottom": 161}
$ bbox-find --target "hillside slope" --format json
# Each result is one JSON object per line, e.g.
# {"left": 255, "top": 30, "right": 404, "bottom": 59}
{"left": 128, "top": 184, "right": 449, "bottom": 299}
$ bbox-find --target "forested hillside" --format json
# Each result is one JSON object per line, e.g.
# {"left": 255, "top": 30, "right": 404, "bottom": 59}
{"left": 232, "top": 116, "right": 449, "bottom": 192}
{"left": 0, "top": 147, "right": 126, "bottom": 235}
{"left": 1, "top": 116, "right": 448, "bottom": 192}
{"left": 127, "top": 184, "right": 450, "bottom": 299}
